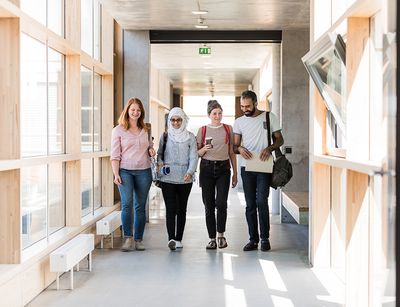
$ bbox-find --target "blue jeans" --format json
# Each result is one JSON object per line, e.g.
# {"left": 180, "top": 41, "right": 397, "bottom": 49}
{"left": 118, "top": 168, "right": 152, "bottom": 240}
{"left": 241, "top": 167, "right": 272, "bottom": 243}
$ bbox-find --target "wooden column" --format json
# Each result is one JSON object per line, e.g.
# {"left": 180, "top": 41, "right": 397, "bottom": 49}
{"left": 311, "top": 163, "right": 331, "bottom": 267}
{"left": 65, "top": 55, "right": 81, "bottom": 225}
{"left": 346, "top": 18, "right": 370, "bottom": 161}
{"left": 102, "top": 75, "right": 114, "bottom": 206}
{"left": 0, "top": 18, "right": 21, "bottom": 264}
{"left": 346, "top": 170, "right": 369, "bottom": 306}
{"left": 65, "top": 0, "right": 80, "bottom": 49}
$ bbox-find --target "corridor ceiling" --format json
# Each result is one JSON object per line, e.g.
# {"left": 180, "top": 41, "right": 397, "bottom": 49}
{"left": 100, "top": 0, "right": 310, "bottom": 96}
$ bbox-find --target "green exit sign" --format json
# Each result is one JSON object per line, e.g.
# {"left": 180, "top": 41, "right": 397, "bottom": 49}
{"left": 199, "top": 47, "right": 211, "bottom": 55}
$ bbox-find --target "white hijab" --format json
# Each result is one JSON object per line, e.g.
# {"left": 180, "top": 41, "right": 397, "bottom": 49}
{"left": 167, "top": 107, "right": 190, "bottom": 143}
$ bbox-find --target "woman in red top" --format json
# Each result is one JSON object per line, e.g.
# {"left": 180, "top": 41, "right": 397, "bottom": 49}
{"left": 197, "top": 100, "right": 238, "bottom": 250}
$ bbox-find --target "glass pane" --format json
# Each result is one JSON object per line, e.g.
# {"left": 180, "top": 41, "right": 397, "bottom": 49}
{"left": 20, "top": 0, "right": 46, "bottom": 27}
{"left": 302, "top": 33, "right": 346, "bottom": 135}
{"left": 48, "top": 163, "right": 65, "bottom": 234}
{"left": 21, "top": 165, "right": 47, "bottom": 249}
{"left": 93, "top": 158, "right": 101, "bottom": 210}
{"left": 81, "top": 66, "right": 93, "bottom": 152}
{"left": 21, "top": 34, "right": 47, "bottom": 157}
{"left": 48, "top": 0, "right": 64, "bottom": 36}
{"left": 309, "top": 47, "right": 346, "bottom": 129}
{"left": 81, "top": 158, "right": 93, "bottom": 217}
{"left": 48, "top": 48, "right": 65, "bottom": 155}
{"left": 81, "top": 0, "right": 93, "bottom": 56}
{"left": 93, "top": 72, "right": 101, "bottom": 151}
{"left": 93, "top": 1, "right": 101, "bottom": 61}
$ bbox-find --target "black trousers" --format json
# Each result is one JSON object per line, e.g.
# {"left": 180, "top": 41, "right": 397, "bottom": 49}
{"left": 161, "top": 182, "right": 193, "bottom": 241}
{"left": 199, "top": 159, "right": 231, "bottom": 238}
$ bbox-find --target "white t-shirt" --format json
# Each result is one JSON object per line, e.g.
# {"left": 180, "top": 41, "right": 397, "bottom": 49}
{"left": 233, "top": 111, "right": 281, "bottom": 166}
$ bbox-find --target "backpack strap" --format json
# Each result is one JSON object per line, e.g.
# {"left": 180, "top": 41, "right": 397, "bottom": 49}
{"left": 266, "top": 112, "right": 283, "bottom": 157}
{"left": 222, "top": 124, "right": 231, "bottom": 144}
{"left": 201, "top": 126, "right": 207, "bottom": 145}
{"left": 202, "top": 124, "right": 230, "bottom": 145}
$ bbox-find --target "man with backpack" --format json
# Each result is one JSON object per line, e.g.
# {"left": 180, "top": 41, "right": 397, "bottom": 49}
{"left": 233, "top": 90, "right": 284, "bottom": 252}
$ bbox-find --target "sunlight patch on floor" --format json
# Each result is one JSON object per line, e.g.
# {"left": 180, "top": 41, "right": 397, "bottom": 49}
{"left": 259, "top": 259, "right": 287, "bottom": 292}
{"left": 312, "top": 268, "right": 345, "bottom": 305}
{"left": 224, "top": 285, "right": 247, "bottom": 307}
{"left": 223, "top": 253, "right": 238, "bottom": 281}
{"left": 271, "top": 295, "right": 294, "bottom": 307}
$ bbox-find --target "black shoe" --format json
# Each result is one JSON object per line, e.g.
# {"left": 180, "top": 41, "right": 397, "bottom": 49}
{"left": 217, "top": 237, "right": 228, "bottom": 249}
{"left": 206, "top": 240, "right": 217, "bottom": 250}
{"left": 261, "top": 239, "right": 271, "bottom": 251}
{"left": 243, "top": 241, "right": 258, "bottom": 251}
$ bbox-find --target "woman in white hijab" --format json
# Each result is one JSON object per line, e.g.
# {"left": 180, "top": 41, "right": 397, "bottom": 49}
{"left": 157, "top": 107, "right": 198, "bottom": 251}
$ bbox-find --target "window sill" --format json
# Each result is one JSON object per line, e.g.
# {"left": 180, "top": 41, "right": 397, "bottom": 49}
{"left": 0, "top": 203, "right": 120, "bottom": 287}
{"left": 313, "top": 154, "right": 382, "bottom": 175}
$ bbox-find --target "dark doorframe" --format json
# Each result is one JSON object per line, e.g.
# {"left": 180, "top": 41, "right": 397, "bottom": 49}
{"left": 396, "top": 1, "right": 399, "bottom": 302}
{"left": 150, "top": 30, "right": 282, "bottom": 44}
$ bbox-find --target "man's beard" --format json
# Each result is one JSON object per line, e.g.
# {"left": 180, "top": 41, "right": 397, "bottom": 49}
{"left": 244, "top": 108, "right": 256, "bottom": 117}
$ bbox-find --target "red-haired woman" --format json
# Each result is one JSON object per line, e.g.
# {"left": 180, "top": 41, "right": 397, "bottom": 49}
{"left": 111, "top": 97, "right": 155, "bottom": 251}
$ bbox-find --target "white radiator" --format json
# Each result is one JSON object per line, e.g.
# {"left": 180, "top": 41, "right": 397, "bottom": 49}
{"left": 50, "top": 234, "right": 94, "bottom": 290}
{"left": 96, "top": 210, "right": 122, "bottom": 248}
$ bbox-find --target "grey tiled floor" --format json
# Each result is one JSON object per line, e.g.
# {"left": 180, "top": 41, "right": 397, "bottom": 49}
{"left": 27, "top": 185, "right": 342, "bottom": 307}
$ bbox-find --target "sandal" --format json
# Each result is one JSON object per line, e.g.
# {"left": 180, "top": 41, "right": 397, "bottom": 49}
{"left": 218, "top": 237, "right": 228, "bottom": 248}
{"left": 206, "top": 240, "right": 217, "bottom": 250}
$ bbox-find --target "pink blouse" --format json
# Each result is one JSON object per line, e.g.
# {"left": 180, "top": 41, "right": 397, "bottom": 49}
{"left": 110, "top": 125, "right": 152, "bottom": 170}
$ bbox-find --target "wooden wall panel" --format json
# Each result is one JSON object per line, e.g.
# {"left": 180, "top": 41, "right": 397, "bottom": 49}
{"left": 0, "top": 274, "right": 23, "bottom": 307}
{"left": 102, "top": 75, "right": 113, "bottom": 206}
{"left": 113, "top": 21, "right": 123, "bottom": 125}
{"left": 66, "top": 160, "right": 81, "bottom": 226}
{"left": 0, "top": 18, "right": 19, "bottom": 159}
{"left": 346, "top": 170, "right": 369, "bottom": 306}
{"left": 65, "top": 0, "right": 80, "bottom": 49}
{"left": 311, "top": 163, "right": 331, "bottom": 267}
{"left": 21, "top": 261, "right": 45, "bottom": 305}
{"left": 313, "top": 90, "right": 326, "bottom": 155}
{"left": 331, "top": 167, "right": 346, "bottom": 281}
{"left": 66, "top": 55, "right": 81, "bottom": 154}
{"left": 346, "top": 17, "right": 370, "bottom": 161}
{"left": 101, "top": 9, "right": 113, "bottom": 71}
{"left": 0, "top": 170, "right": 20, "bottom": 263}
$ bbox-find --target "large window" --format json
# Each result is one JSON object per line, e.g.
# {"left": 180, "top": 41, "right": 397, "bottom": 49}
{"left": 81, "top": 66, "right": 102, "bottom": 152}
{"left": 81, "top": 0, "right": 102, "bottom": 60}
{"left": 183, "top": 96, "right": 236, "bottom": 135}
{"left": 81, "top": 158, "right": 102, "bottom": 217}
{"left": 21, "top": 163, "right": 65, "bottom": 249}
{"left": 20, "top": 0, "right": 64, "bottom": 36}
{"left": 20, "top": 33, "right": 65, "bottom": 157}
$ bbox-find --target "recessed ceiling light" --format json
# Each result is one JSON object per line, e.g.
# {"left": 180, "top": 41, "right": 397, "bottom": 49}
{"left": 192, "top": 10, "right": 208, "bottom": 15}
{"left": 195, "top": 24, "right": 209, "bottom": 29}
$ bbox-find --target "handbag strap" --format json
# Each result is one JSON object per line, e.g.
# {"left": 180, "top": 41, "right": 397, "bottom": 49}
{"left": 265, "top": 112, "right": 283, "bottom": 157}
{"left": 265, "top": 112, "right": 272, "bottom": 147}
{"left": 160, "top": 132, "right": 168, "bottom": 161}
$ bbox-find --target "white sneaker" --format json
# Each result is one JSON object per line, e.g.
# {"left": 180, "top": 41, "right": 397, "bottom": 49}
{"left": 168, "top": 239, "right": 176, "bottom": 251}
{"left": 135, "top": 240, "right": 145, "bottom": 251}
{"left": 175, "top": 241, "right": 183, "bottom": 248}
{"left": 121, "top": 237, "right": 133, "bottom": 252}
